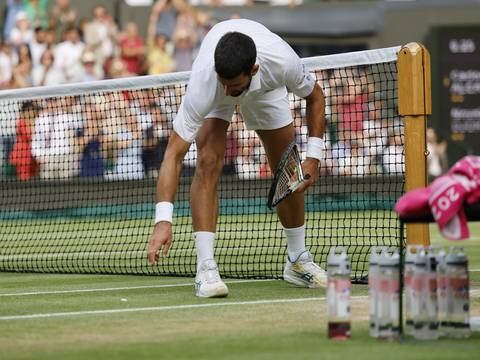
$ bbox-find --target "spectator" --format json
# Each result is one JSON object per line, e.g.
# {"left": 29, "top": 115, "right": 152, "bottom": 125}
{"left": 142, "top": 105, "right": 169, "bottom": 178}
{"left": 43, "top": 27, "right": 57, "bottom": 49}
{"left": 75, "top": 103, "right": 106, "bottom": 177}
{"left": 172, "top": 28, "right": 195, "bottom": 71}
{"left": 337, "top": 74, "right": 368, "bottom": 137}
{"left": 331, "top": 130, "right": 370, "bottom": 177}
{"left": 119, "top": 22, "right": 145, "bottom": 75}
{"left": 32, "top": 48, "right": 66, "bottom": 86}
{"left": 0, "top": 101, "right": 20, "bottom": 177}
{"left": 83, "top": 5, "right": 118, "bottom": 72}
{"left": 3, "top": 0, "right": 23, "bottom": 41}
{"left": 8, "top": 101, "right": 41, "bottom": 180}
{"left": 147, "top": 32, "right": 175, "bottom": 75}
{"left": 54, "top": 26, "right": 85, "bottom": 81}
{"left": 23, "top": 0, "right": 49, "bottom": 29}
{"left": 363, "top": 119, "right": 388, "bottom": 175}
{"left": 49, "top": 0, "right": 77, "bottom": 38}
{"left": 147, "top": 6, "right": 175, "bottom": 75}
{"left": 9, "top": 11, "right": 34, "bottom": 49}
{"left": 31, "top": 97, "right": 82, "bottom": 179}
{"left": 105, "top": 109, "right": 145, "bottom": 180}
{"left": 382, "top": 131, "right": 405, "bottom": 175}
{"left": 77, "top": 17, "right": 89, "bottom": 42}
{"left": 11, "top": 43, "right": 33, "bottom": 88}
{"left": 108, "top": 57, "right": 132, "bottom": 79}
{"left": 0, "top": 41, "right": 14, "bottom": 89}
{"left": 29, "top": 26, "right": 47, "bottom": 67}
{"left": 426, "top": 127, "right": 448, "bottom": 178}
{"left": 152, "top": 0, "right": 179, "bottom": 40}
{"left": 72, "top": 50, "right": 104, "bottom": 83}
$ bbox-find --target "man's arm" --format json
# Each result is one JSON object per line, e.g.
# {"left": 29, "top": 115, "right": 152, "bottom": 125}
{"left": 305, "top": 82, "right": 325, "bottom": 139}
{"left": 147, "top": 130, "right": 190, "bottom": 264}
{"left": 298, "top": 82, "right": 325, "bottom": 192}
{"left": 156, "top": 130, "right": 190, "bottom": 202}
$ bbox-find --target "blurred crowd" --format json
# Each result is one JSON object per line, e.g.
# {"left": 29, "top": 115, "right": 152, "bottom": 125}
{"left": 0, "top": 0, "right": 445, "bottom": 182}
{"left": 0, "top": 65, "right": 440, "bottom": 182}
{"left": 0, "top": 0, "right": 250, "bottom": 89}
{"left": 0, "top": 0, "right": 306, "bottom": 90}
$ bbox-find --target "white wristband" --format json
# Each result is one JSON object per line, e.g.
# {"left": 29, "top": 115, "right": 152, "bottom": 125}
{"left": 306, "top": 137, "right": 324, "bottom": 160}
{"left": 155, "top": 202, "right": 174, "bottom": 224}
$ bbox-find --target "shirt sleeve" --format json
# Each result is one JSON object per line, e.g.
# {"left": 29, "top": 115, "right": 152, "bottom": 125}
{"left": 283, "top": 46, "right": 316, "bottom": 99}
{"left": 173, "top": 70, "right": 215, "bottom": 143}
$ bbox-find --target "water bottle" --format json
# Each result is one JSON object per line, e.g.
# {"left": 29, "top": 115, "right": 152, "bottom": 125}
{"left": 369, "top": 247, "right": 381, "bottom": 338}
{"left": 445, "top": 246, "right": 471, "bottom": 338}
{"left": 327, "top": 247, "right": 351, "bottom": 340}
{"left": 411, "top": 247, "right": 430, "bottom": 339}
{"left": 436, "top": 248, "right": 448, "bottom": 337}
{"left": 404, "top": 246, "right": 416, "bottom": 336}
{"left": 425, "top": 246, "right": 439, "bottom": 339}
{"left": 377, "top": 248, "right": 400, "bottom": 341}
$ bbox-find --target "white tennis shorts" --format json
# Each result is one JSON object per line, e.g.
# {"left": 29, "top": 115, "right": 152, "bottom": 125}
{"left": 206, "top": 86, "right": 293, "bottom": 131}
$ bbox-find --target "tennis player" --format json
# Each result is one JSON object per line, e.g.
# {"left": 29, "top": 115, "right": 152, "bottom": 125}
{"left": 148, "top": 19, "right": 326, "bottom": 298}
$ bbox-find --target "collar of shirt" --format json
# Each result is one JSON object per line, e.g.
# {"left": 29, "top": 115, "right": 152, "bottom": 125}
{"left": 246, "top": 70, "right": 261, "bottom": 94}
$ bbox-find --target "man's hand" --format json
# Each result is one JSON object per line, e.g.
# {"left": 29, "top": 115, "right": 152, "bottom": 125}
{"left": 147, "top": 222, "right": 173, "bottom": 265}
{"left": 297, "top": 157, "right": 319, "bottom": 193}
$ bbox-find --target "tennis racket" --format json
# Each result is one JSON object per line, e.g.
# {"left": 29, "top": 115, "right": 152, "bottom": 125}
{"left": 267, "top": 142, "right": 305, "bottom": 209}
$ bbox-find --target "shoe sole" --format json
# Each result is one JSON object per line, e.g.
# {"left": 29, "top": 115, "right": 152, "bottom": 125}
{"left": 196, "top": 288, "right": 229, "bottom": 298}
{"left": 284, "top": 274, "right": 327, "bottom": 289}
{"left": 195, "top": 283, "right": 229, "bottom": 298}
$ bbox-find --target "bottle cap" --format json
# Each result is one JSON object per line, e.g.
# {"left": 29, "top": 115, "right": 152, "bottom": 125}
{"left": 446, "top": 246, "right": 468, "bottom": 266}
{"left": 379, "top": 247, "right": 400, "bottom": 267}
{"left": 327, "top": 247, "right": 350, "bottom": 272}
{"left": 370, "top": 246, "right": 382, "bottom": 265}
{"left": 406, "top": 245, "right": 421, "bottom": 265}
{"left": 414, "top": 248, "right": 427, "bottom": 267}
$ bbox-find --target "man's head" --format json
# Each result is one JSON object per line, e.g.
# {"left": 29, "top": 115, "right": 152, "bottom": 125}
{"left": 215, "top": 32, "right": 259, "bottom": 97}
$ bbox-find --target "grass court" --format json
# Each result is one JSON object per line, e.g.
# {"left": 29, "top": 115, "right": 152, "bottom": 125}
{"left": 0, "top": 224, "right": 479, "bottom": 360}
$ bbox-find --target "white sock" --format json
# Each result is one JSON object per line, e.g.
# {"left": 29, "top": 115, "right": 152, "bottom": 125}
{"left": 284, "top": 225, "right": 306, "bottom": 262}
{"left": 194, "top": 231, "right": 215, "bottom": 271}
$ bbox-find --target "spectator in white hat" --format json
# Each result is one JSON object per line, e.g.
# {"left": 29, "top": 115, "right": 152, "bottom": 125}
{"left": 9, "top": 11, "right": 34, "bottom": 49}
{"left": 72, "top": 50, "right": 104, "bottom": 83}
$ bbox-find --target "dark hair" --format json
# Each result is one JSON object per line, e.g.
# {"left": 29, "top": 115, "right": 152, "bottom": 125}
{"left": 214, "top": 32, "right": 256, "bottom": 79}
{"left": 21, "top": 101, "right": 41, "bottom": 113}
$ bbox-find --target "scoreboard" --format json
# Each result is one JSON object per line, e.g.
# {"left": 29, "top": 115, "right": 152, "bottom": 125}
{"left": 428, "top": 26, "right": 480, "bottom": 163}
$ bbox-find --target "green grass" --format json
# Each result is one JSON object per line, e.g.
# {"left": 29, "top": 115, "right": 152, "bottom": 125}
{"left": 0, "top": 224, "right": 479, "bottom": 360}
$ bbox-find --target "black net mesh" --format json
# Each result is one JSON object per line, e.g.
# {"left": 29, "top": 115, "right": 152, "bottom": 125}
{"left": 0, "top": 51, "right": 405, "bottom": 281}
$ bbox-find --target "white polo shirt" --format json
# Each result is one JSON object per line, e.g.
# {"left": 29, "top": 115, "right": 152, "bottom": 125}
{"left": 173, "top": 19, "right": 315, "bottom": 143}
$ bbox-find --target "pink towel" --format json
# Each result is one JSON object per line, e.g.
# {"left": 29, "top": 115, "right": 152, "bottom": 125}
{"left": 394, "top": 187, "right": 431, "bottom": 218}
{"left": 428, "top": 174, "right": 471, "bottom": 240}
{"left": 394, "top": 155, "right": 480, "bottom": 241}
{"left": 449, "top": 156, "right": 480, "bottom": 204}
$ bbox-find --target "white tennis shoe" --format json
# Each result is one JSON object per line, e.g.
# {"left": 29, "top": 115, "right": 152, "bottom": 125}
{"left": 284, "top": 251, "right": 327, "bottom": 288}
{"left": 195, "top": 259, "right": 229, "bottom": 298}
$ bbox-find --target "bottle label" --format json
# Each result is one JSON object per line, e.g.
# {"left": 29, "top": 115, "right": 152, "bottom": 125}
{"left": 327, "top": 279, "right": 351, "bottom": 319}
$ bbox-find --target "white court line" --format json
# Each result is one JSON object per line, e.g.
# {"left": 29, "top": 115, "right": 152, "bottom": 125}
{"left": 0, "top": 279, "right": 277, "bottom": 297}
{"left": 0, "top": 296, "right": 368, "bottom": 321}
{"left": 2, "top": 290, "right": 480, "bottom": 321}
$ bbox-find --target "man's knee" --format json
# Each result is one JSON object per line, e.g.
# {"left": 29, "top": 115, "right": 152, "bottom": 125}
{"left": 196, "top": 151, "right": 224, "bottom": 178}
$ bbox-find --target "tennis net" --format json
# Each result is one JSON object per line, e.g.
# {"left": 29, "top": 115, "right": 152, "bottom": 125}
{"left": 0, "top": 46, "right": 404, "bottom": 281}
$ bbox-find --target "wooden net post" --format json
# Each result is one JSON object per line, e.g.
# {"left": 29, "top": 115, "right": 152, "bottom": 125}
{"left": 398, "top": 43, "right": 432, "bottom": 246}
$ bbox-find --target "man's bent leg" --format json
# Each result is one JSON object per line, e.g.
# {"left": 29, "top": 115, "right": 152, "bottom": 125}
{"left": 191, "top": 118, "right": 229, "bottom": 298}
{"left": 257, "top": 124, "right": 327, "bottom": 288}
{"left": 256, "top": 124, "right": 304, "bottom": 229}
